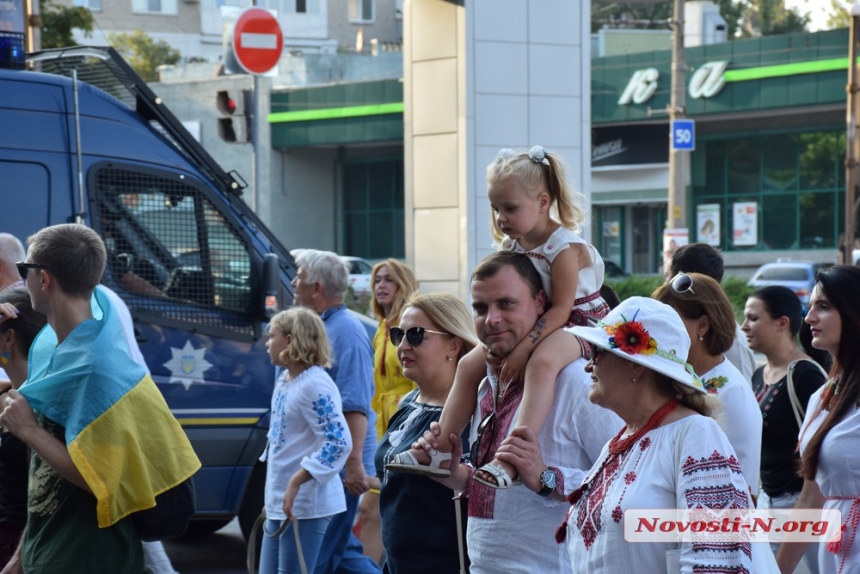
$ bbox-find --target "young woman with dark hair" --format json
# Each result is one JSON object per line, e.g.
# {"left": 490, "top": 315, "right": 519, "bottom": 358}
{"left": 743, "top": 286, "right": 826, "bottom": 570}
{"left": 777, "top": 265, "right": 860, "bottom": 573}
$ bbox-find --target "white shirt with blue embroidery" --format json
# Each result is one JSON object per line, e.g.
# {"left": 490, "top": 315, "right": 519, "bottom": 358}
{"left": 261, "top": 365, "right": 352, "bottom": 520}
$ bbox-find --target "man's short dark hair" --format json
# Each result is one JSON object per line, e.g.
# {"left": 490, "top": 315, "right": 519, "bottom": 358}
{"left": 471, "top": 251, "right": 543, "bottom": 298}
{"left": 670, "top": 243, "right": 724, "bottom": 282}
{"left": 27, "top": 224, "right": 106, "bottom": 298}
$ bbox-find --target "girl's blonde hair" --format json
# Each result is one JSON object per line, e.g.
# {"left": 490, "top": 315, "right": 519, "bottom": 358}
{"left": 270, "top": 307, "right": 333, "bottom": 369}
{"left": 370, "top": 259, "right": 418, "bottom": 322}
{"left": 402, "top": 292, "right": 479, "bottom": 361}
{"left": 486, "top": 147, "right": 586, "bottom": 244}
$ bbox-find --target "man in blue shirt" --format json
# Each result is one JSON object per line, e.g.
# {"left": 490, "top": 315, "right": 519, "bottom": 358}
{"left": 292, "top": 250, "right": 380, "bottom": 574}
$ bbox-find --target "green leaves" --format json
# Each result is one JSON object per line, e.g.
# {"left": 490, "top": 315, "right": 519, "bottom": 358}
{"left": 40, "top": 0, "right": 94, "bottom": 49}
{"left": 107, "top": 30, "right": 181, "bottom": 82}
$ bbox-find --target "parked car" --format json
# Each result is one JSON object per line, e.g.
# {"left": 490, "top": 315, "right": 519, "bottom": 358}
{"left": 342, "top": 256, "right": 374, "bottom": 297}
{"left": 747, "top": 260, "right": 833, "bottom": 307}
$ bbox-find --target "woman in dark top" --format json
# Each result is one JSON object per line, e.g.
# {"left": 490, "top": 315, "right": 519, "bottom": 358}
{"left": 741, "top": 285, "right": 826, "bottom": 568}
{"left": 0, "top": 288, "right": 46, "bottom": 568}
{"left": 374, "top": 292, "right": 478, "bottom": 574}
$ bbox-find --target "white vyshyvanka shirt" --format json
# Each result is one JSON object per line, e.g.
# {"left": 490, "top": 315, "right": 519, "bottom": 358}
{"left": 261, "top": 366, "right": 352, "bottom": 521}
{"left": 700, "top": 358, "right": 762, "bottom": 496}
{"left": 800, "top": 385, "right": 860, "bottom": 574}
{"left": 567, "top": 415, "right": 753, "bottom": 573}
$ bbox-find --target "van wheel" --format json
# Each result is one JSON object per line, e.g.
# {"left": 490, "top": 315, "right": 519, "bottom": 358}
{"left": 239, "top": 462, "right": 266, "bottom": 541}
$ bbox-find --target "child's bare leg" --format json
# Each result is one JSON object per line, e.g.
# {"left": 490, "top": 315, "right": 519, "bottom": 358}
{"left": 407, "top": 346, "right": 487, "bottom": 466}
{"left": 477, "top": 330, "right": 582, "bottom": 484}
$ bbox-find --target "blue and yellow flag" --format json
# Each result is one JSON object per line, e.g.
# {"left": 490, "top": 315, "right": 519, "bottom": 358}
{"left": 19, "top": 289, "right": 201, "bottom": 528}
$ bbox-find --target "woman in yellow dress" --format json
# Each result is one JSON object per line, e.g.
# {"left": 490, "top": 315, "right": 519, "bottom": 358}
{"left": 359, "top": 258, "right": 418, "bottom": 564}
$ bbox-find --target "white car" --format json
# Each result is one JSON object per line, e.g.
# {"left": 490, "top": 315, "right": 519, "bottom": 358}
{"left": 341, "top": 256, "right": 374, "bottom": 297}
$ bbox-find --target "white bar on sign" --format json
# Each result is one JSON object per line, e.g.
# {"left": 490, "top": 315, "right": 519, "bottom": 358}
{"left": 240, "top": 33, "right": 278, "bottom": 49}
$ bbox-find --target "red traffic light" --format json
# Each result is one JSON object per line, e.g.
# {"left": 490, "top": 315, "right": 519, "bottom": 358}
{"left": 216, "top": 90, "right": 237, "bottom": 115}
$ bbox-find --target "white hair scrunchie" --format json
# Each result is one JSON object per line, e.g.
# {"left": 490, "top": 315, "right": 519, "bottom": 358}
{"left": 528, "top": 145, "right": 550, "bottom": 166}
{"left": 496, "top": 148, "right": 516, "bottom": 162}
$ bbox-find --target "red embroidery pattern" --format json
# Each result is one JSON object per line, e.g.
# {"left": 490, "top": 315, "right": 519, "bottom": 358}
{"left": 467, "top": 379, "right": 525, "bottom": 520}
{"left": 575, "top": 437, "right": 651, "bottom": 549}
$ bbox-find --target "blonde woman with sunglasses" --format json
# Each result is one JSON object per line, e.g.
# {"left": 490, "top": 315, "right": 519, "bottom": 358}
{"left": 653, "top": 273, "right": 763, "bottom": 500}
{"left": 374, "top": 292, "right": 478, "bottom": 574}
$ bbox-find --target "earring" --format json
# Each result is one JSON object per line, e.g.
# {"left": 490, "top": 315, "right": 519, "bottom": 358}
{"left": 0, "top": 350, "right": 9, "bottom": 365}
{"left": 698, "top": 334, "right": 704, "bottom": 341}
{"left": 446, "top": 356, "right": 452, "bottom": 362}
{"left": 631, "top": 376, "right": 637, "bottom": 383}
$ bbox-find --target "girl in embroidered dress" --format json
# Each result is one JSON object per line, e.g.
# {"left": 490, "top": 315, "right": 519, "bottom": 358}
{"left": 388, "top": 145, "right": 608, "bottom": 488}
{"left": 778, "top": 265, "right": 860, "bottom": 574}
{"left": 564, "top": 297, "right": 758, "bottom": 573}
{"left": 260, "top": 308, "right": 352, "bottom": 574}
{"left": 652, "top": 272, "right": 763, "bottom": 499}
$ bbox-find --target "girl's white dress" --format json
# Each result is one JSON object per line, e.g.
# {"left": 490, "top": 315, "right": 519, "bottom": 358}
{"left": 502, "top": 226, "right": 608, "bottom": 326}
{"left": 567, "top": 415, "right": 753, "bottom": 573}
{"left": 800, "top": 385, "right": 860, "bottom": 574}
{"left": 261, "top": 366, "right": 352, "bottom": 521}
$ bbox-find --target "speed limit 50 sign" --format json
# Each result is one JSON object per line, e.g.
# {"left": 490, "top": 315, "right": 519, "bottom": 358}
{"left": 671, "top": 119, "right": 695, "bottom": 151}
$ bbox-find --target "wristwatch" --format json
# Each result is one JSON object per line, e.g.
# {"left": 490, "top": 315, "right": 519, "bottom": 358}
{"left": 537, "top": 467, "right": 559, "bottom": 497}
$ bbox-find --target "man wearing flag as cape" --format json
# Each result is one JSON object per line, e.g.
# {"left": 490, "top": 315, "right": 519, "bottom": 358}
{"left": 0, "top": 223, "right": 200, "bottom": 574}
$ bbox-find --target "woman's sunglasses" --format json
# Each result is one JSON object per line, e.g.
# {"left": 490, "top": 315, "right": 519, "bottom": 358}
{"left": 389, "top": 326, "right": 450, "bottom": 347}
{"left": 670, "top": 273, "right": 695, "bottom": 295}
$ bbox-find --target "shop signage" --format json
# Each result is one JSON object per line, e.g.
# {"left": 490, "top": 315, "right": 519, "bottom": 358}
{"left": 618, "top": 60, "right": 729, "bottom": 106}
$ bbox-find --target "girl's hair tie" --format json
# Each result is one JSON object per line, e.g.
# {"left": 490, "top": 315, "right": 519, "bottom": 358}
{"left": 528, "top": 145, "right": 550, "bottom": 166}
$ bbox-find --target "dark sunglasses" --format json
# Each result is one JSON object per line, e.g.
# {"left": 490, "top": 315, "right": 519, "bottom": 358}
{"left": 670, "top": 273, "right": 695, "bottom": 295}
{"left": 16, "top": 262, "right": 54, "bottom": 279}
{"left": 469, "top": 411, "right": 495, "bottom": 466}
{"left": 389, "top": 326, "right": 450, "bottom": 347}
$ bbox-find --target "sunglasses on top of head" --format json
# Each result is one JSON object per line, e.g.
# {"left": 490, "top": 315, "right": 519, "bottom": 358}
{"left": 670, "top": 273, "right": 695, "bottom": 295}
{"left": 389, "top": 326, "right": 450, "bottom": 347}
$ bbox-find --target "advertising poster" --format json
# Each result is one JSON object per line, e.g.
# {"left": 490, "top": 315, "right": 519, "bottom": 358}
{"left": 732, "top": 202, "right": 758, "bottom": 247}
{"left": 662, "top": 227, "right": 689, "bottom": 276}
{"left": 696, "top": 204, "right": 720, "bottom": 246}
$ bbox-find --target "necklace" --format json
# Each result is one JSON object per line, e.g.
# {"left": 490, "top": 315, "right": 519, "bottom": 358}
{"left": 608, "top": 398, "right": 680, "bottom": 455}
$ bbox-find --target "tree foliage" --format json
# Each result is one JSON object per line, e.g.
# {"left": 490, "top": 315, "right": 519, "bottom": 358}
{"left": 107, "top": 30, "right": 181, "bottom": 82}
{"left": 591, "top": 0, "right": 809, "bottom": 39}
{"left": 826, "top": 0, "right": 851, "bottom": 29}
{"left": 40, "top": 0, "right": 94, "bottom": 49}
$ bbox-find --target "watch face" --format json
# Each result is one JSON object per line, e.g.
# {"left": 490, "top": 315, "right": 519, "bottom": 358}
{"left": 542, "top": 470, "right": 557, "bottom": 490}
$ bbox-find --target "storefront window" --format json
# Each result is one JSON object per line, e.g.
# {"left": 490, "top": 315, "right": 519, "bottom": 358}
{"left": 694, "top": 129, "right": 844, "bottom": 252}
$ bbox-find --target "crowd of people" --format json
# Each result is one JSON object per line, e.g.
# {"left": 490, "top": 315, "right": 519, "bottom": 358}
{"left": 1, "top": 145, "right": 855, "bottom": 574}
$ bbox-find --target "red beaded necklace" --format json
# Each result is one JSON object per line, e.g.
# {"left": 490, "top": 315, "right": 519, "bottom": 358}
{"left": 608, "top": 398, "right": 680, "bottom": 455}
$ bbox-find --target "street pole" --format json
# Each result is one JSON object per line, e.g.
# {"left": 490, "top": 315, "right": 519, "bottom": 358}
{"left": 667, "top": 0, "right": 687, "bottom": 229}
{"left": 845, "top": 3, "right": 860, "bottom": 265}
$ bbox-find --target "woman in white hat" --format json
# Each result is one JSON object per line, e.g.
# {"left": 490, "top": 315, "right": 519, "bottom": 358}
{"left": 561, "top": 296, "right": 755, "bottom": 573}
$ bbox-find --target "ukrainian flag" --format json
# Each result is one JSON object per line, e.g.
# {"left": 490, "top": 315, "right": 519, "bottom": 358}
{"left": 19, "top": 288, "right": 201, "bottom": 528}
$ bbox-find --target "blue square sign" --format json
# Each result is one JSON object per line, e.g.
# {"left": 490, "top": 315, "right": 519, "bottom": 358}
{"left": 671, "top": 119, "right": 696, "bottom": 151}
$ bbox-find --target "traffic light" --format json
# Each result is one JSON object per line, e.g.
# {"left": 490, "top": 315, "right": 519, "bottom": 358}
{"left": 216, "top": 89, "right": 253, "bottom": 143}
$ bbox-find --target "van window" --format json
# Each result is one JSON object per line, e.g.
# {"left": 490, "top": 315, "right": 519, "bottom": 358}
{"left": 93, "top": 167, "right": 252, "bottom": 317}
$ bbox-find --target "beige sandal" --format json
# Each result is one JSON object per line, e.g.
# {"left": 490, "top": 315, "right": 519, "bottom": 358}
{"left": 386, "top": 448, "right": 452, "bottom": 477}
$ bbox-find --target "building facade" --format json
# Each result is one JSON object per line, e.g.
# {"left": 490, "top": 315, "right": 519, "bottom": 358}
{"left": 591, "top": 28, "right": 850, "bottom": 275}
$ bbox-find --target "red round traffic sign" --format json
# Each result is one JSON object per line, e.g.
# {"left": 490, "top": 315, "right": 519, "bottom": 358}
{"left": 232, "top": 7, "right": 284, "bottom": 75}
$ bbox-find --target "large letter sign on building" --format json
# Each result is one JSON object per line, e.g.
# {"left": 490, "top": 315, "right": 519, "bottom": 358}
{"left": 618, "top": 68, "right": 660, "bottom": 105}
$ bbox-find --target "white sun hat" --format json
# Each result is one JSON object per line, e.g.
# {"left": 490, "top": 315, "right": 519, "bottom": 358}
{"left": 567, "top": 296, "right": 705, "bottom": 393}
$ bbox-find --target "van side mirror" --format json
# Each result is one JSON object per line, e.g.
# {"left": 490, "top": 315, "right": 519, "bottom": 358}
{"left": 262, "top": 253, "right": 280, "bottom": 318}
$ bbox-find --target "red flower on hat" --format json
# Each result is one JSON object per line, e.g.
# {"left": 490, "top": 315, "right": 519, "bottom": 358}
{"left": 612, "top": 320, "right": 657, "bottom": 355}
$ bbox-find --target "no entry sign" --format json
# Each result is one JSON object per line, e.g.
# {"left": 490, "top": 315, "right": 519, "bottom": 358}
{"left": 232, "top": 8, "right": 283, "bottom": 75}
